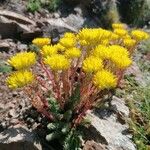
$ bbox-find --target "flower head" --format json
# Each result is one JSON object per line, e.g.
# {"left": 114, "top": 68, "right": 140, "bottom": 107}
{"left": 109, "top": 45, "right": 132, "bottom": 68}
{"left": 8, "top": 52, "right": 36, "bottom": 70}
{"left": 111, "top": 55, "right": 132, "bottom": 68}
{"left": 44, "top": 54, "right": 70, "bottom": 71}
{"left": 59, "top": 37, "right": 76, "bottom": 48}
{"left": 65, "top": 47, "right": 81, "bottom": 59}
{"left": 123, "top": 38, "right": 136, "bottom": 48}
{"left": 114, "top": 29, "right": 127, "bottom": 37}
{"left": 41, "top": 45, "right": 57, "bottom": 57}
{"left": 6, "top": 70, "right": 34, "bottom": 89}
{"left": 63, "top": 32, "right": 76, "bottom": 39}
{"left": 112, "top": 23, "right": 126, "bottom": 29}
{"left": 131, "top": 30, "right": 149, "bottom": 41}
{"left": 55, "top": 43, "right": 66, "bottom": 53}
{"left": 77, "top": 28, "right": 105, "bottom": 45}
{"left": 101, "top": 39, "right": 109, "bottom": 46}
{"left": 110, "top": 33, "right": 119, "bottom": 41}
{"left": 82, "top": 56, "right": 103, "bottom": 73}
{"left": 92, "top": 45, "right": 110, "bottom": 59}
{"left": 93, "top": 70, "right": 117, "bottom": 90}
{"left": 109, "top": 45, "right": 129, "bottom": 56}
{"left": 32, "top": 38, "right": 51, "bottom": 47}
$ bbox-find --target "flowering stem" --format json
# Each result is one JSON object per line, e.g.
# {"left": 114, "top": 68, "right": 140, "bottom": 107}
{"left": 39, "top": 60, "right": 58, "bottom": 99}
{"left": 36, "top": 76, "right": 49, "bottom": 91}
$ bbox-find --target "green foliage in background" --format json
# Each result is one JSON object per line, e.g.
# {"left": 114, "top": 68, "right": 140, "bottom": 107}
{"left": 27, "top": 0, "right": 61, "bottom": 12}
{"left": 118, "top": 0, "right": 150, "bottom": 26}
{"left": 27, "top": 0, "right": 41, "bottom": 13}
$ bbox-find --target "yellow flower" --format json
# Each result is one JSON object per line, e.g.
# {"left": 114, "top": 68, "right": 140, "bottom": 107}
{"left": 63, "top": 32, "right": 76, "bottom": 39}
{"left": 92, "top": 45, "right": 110, "bottom": 60}
{"left": 101, "top": 39, "right": 109, "bottom": 46}
{"left": 44, "top": 54, "right": 70, "bottom": 71}
{"left": 109, "top": 45, "right": 132, "bottom": 68}
{"left": 8, "top": 52, "right": 36, "bottom": 70}
{"left": 55, "top": 43, "right": 66, "bottom": 52}
{"left": 78, "top": 28, "right": 95, "bottom": 42}
{"left": 93, "top": 70, "right": 117, "bottom": 90}
{"left": 65, "top": 47, "right": 81, "bottom": 58}
{"left": 114, "top": 29, "right": 127, "bottom": 37}
{"left": 59, "top": 37, "right": 76, "bottom": 48}
{"left": 78, "top": 28, "right": 105, "bottom": 45}
{"left": 112, "top": 23, "right": 126, "bottom": 29}
{"left": 131, "top": 30, "right": 149, "bottom": 41}
{"left": 79, "top": 39, "right": 88, "bottom": 46}
{"left": 41, "top": 45, "right": 57, "bottom": 57}
{"left": 101, "top": 30, "right": 112, "bottom": 39}
{"left": 109, "top": 45, "right": 129, "bottom": 56}
{"left": 110, "top": 33, "right": 119, "bottom": 41}
{"left": 6, "top": 70, "right": 34, "bottom": 89}
{"left": 111, "top": 55, "right": 132, "bottom": 68}
{"left": 123, "top": 38, "right": 136, "bottom": 48}
{"left": 82, "top": 56, "right": 103, "bottom": 73}
{"left": 32, "top": 38, "right": 51, "bottom": 47}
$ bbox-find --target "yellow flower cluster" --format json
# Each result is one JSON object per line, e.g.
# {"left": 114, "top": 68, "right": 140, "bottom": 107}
{"left": 7, "top": 51, "right": 36, "bottom": 88}
{"left": 77, "top": 28, "right": 112, "bottom": 46}
{"left": 6, "top": 24, "right": 149, "bottom": 90}
{"left": 109, "top": 45, "right": 132, "bottom": 68}
{"left": 6, "top": 70, "right": 34, "bottom": 89}
{"left": 93, "top": 70, "right": 117, "bottom": 90}
{"left": 114, "top": 29, "right": 127, "bottom": 37}
{"left": 123, "top": 38, "right": 136, "bottom": 48}
{"left": 82, "top": 56, "right": 103, "bottom": 73}
{"left": 44, "top": 54, "right": 70, "bottom": 71}
{"left": 92, "top": 45, "right": 110, "bottom": 59}
{"left": 131, "top": 30, "right": 149, "bottom": 41}
{"left": 59, "top": 37, "right": 76, "bottom": 48}
{"left": 32, "top": 38, "right": 51, "bottom": 47}
{"left": 8, "top": 52, "right": 36, "bottom": 70}
{"left": 112, "top": 23, "right": 126, "bottom": 29}
{"left": 41, "top": 45, "right": 57, "bottom": 57}
{"left": 65, "top": 48, "right": 81, "bottom": 59}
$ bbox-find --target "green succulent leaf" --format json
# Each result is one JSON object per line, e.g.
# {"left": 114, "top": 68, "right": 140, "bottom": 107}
{"left": 0, "top": 64, "right": 12, "bottom": 73}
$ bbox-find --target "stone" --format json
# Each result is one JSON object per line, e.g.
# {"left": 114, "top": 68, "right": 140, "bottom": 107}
{"left": 83, "top": 140, "right": 107, "bottom": 150}
{"left": 85, "top": 108, "right": 136, "bottom": 150}
{"left": 0, "top": 10, "right": 42, "bottom": 41}
{"left": 45, "top": 18, "right": 78, "bottom": 33}
{"left": 0, "top": 42, "right": 10, "bottom": 52}
{"left": 111, "top": 96, "right": 129, "bottom": 117}
{"left": 62, "top": 13, "right": 85, "bottom": 30}
{"left": 8, "top": 109, "right": 19, "bottom": 118}
{"left": 0, "top": 124, "right": 42, "bottom": 150}
{"left": 125, "top": 61, "right": 145, "bottom": 86}
{"left": 0, "top": 10, "right": 36, "bottom": 25}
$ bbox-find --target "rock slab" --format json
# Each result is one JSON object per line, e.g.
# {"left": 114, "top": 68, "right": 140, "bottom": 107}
{"left": 0, "top": 125, "right": 42, "bottom": 150}
{"left": 85, "top": 96, "right": 136, "bottom": 150}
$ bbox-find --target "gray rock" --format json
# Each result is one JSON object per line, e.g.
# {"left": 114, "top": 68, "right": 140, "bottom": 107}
{"left": 8, "top": 109, "right": 19, "bottom": 118}
{"left": 62, "top": 13, "right": 84, "bottom": 30}
{"left": 86, "top": 97, "right": 136, "bottom": 150}
{"left": 17, "top": 44, "right": 28, "bottom": 51}
{"left": 111, "top": 96, "right": 129, "bottom": 117}
{"left": 0, "top": 124, "right": 42, "bottom": 150}
{"left": 0, "top": 10, "right": 36, "bottom": 25}
{"left": 0, "top": 42, "right": 10, "bottom": 52}
{"left": 125, "top": 61, "right": 145, "bottom": 86}
{"left": 83, "top": 140, "right": 107, "bottom": 150}
{"left": 45, "top": 18, "right": 78, "bottom": 33}
{"left": 0, "top": 10, "right": 42, "bottom": 41}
